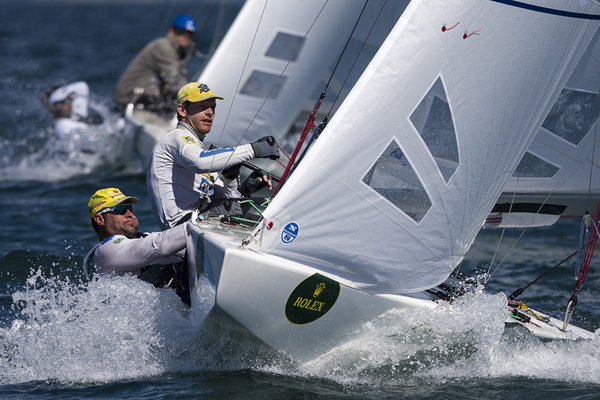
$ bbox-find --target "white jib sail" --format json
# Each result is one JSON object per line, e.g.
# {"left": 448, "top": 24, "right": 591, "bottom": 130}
{"left": 198, "top": 0, "right": 375, "bottom": 147}
{"left": 500, "top": 28, "right": 600, "bottom": 211}
{"left": 248, "top": 0, "right": 600, "bottom": 293}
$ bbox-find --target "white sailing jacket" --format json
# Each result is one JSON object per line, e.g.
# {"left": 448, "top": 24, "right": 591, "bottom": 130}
{"left": 92, "top": 224, "right": 187, "bottom": 277}
{"left": 147, "top": 122, "right": 255, "bottom": 230}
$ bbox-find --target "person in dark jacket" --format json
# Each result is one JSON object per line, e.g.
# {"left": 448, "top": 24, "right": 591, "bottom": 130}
{"left": 114, "top": 14, "right": 197, "bottom": 114}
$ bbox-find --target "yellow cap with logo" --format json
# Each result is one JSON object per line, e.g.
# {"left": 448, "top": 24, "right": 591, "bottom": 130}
{"left": 88, "top": 188, "right": 139, "bottom": 219}
{"left": 177, "top": 82, "right": 223, "bottom": 104}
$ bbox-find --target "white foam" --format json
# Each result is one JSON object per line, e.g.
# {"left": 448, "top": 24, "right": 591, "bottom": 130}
{"left": 2, "top": 270, "right": 600, "bottom": 386}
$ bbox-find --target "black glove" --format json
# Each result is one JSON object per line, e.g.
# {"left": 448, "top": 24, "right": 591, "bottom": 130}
{"left": 240, "top": 169, "right": 271, "bottom": 196}
{"left": 222, "top": 163, "right": 241, "bottom": 180}
{"left": 251, "top": 136, "right": 280, "bottom": 160}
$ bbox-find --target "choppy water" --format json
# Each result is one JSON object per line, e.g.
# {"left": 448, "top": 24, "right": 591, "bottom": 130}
{"left": 2, "top": 1, "right": 600, "bottom": 398}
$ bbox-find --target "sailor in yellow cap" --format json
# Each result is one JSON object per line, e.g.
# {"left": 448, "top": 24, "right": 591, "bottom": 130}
{"left": 147, "top": 82, "right": 281, "bottom": 230}
{"left": 85, "top": 187, "right": 190, "bottom": 304}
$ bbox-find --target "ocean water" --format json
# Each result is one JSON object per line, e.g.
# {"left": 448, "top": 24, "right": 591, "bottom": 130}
{"left": 2, "top": 1, "right": 600, "bottom": 399}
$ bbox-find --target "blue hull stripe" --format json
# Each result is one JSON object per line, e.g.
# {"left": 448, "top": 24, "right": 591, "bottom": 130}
{"left": 491, "top": 0, "right": 600, "bottom": 20}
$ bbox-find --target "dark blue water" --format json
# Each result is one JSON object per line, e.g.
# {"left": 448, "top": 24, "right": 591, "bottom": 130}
{"left": 2, "top": 1, "right": 600, "bottom": 398}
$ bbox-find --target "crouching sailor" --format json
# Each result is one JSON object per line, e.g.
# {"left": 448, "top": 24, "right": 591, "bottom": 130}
{"left": 84, "top": 187, "right": 191, "bottom": 305}
{"left": 41, "top": 81, "right": 102, "bottom": 139}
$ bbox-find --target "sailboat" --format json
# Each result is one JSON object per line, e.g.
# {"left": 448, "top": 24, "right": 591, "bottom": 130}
{"left": 492, "top": 27, "right": 600, "bottom": 228}
{"left": 126, "top": 0, "right": 394, "bottom": 166}
{"left": 184, "top": 0, "right": 600, "bottom": 362}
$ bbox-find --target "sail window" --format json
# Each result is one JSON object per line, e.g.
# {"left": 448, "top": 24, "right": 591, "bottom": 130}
{"left": 239, "top": 70, "right": 287, "bottom": 99}
{"left": 362, "top": 141, "right": 432, "bottom": 223}
{"left": 265, "top": 32, "right": 304, "bottom": 62}
{"left": 409, "top": 78, "right": 459, "bottom": 183}
{"left": 542, "top": 88, "right": 599, "bottom": 146}
{"left": 513, "top": 152, "right": 559, "bottom": 178}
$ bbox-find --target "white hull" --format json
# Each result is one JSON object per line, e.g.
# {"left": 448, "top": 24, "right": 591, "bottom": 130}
{"left": 124, "top": 107, "right": 176, "bottom": 167}
{"left": 186, "top": 221, "right": 595, "bottom": 362}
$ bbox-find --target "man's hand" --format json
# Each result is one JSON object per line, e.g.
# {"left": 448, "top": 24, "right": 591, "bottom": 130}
{"left": 251, "top": 136, "right": 280, "bottom": 160}
{"left": 240, "top": 169, "right": 273, "bottom": 196}
{"left": 222, "top": 163, "right": 241, "bottom": 180}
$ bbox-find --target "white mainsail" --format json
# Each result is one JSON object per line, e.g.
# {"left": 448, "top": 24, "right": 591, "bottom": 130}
{"left": 198, "top": 0, "right": 410, "bottom": 147}
{"left": 247, "top": 0, "right": 600, "bottom": 293}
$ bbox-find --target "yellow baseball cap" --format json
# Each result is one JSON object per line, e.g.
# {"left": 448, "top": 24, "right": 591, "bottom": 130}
{"left": 177, "top": 82, "right": 223, "bottom": 104}
{"left": 88, "top": 188, "right": 139, "bottom": 219}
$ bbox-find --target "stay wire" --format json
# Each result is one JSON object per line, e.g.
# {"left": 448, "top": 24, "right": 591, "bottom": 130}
{"left": 326, "top": 0, "right": 388, "bottom": 118}
{"left": 586, "top": 85, "right": 600, "bottom": 209}
{"left": 273, "top": 0, "right": 377, "bottom": 194}
{"left": 194, "top": 0, "right": 227, "bottom": 62}
{"left": 208, "top": 0, "right": 331, "bottom": 177}
{"left": 484, "top": 105, "right": 600, "bottom": 283}
{"left": 324, "top": 0, "right": 370, "bottom": 93}
{"left": 484, "top": 173, "right": 520, "bottom": 285}
{"left": 159, "top": 0, "right": 178, "bottom": 36}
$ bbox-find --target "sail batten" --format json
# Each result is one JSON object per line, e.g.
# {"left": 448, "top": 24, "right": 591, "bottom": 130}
{"left": 249, "top": 0, "right": 600, "bottom": 293}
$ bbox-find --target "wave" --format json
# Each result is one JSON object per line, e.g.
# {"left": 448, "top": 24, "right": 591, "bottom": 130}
{"left": 1, "top": 267, "right": 600, "bottom": 387}
{"left": 0, "top": 102, "right": 144, "bottom": 183}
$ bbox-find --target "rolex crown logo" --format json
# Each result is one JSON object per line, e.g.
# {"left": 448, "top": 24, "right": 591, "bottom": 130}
{"left": 313, "top": 282, "right": 326, "bottom": 297}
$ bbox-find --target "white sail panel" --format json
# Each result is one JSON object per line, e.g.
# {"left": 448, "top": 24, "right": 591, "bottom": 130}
{"left": 249, "top": 0, "right": 600, "bottom": 293}
{"left": 198, "top": 0, "right": 392, "bottom": 147}
{"left": 499, "top": 29, "right": 600, "bottom": 219}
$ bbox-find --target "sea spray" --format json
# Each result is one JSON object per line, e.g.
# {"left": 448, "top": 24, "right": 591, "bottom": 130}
{"left": 0, "top": 270, "right": 200, "bottom": 384}
{"left": 0, "top": 101, "right": 141, "bottom": 182}
{"left": 0, "top": 268, "right": 289, "bottom": 386}
{"left": 258, "top": 291, "right": 600, "bottom": 387}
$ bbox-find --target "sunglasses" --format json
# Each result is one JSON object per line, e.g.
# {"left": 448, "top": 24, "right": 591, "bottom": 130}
{"left": 98, "top": 204, "right": 134, "bottom": 216}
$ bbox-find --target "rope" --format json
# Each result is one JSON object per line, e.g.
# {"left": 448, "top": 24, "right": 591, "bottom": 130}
{"left": 507, "top": 250, "right": 577, "bottom": 300}
{"left": 484, "top": 87, "right": 600, "bottom": 282}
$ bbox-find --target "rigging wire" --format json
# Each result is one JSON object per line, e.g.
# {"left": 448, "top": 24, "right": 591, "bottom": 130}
{"left": 560, "top": 86, "right": 600, "bottom": 329}
{"left": 586, "top": 85, "right": 600, "bottom": 209}
{"left": 490, "top": 85, "right": 600, "bottom": 328}
{"left": 484, "top": 92, "right": 600, "bottom": 283}
{"left": 273, "top": 0, "right": 391, "bottom": 195}
{"left": 325, "top": 0, "right": 389, "bottom": 119}
{"left": 193, "top": 0, "right": 227, "bottom": 63}
{"left": 484, "top": 173, "right": 521, "bottom": 285}
{"left": 158, "top": 1, "right": 178, "bottom": 36}
{"left": 207, "top": 0, "right": 331, "bottom": 176}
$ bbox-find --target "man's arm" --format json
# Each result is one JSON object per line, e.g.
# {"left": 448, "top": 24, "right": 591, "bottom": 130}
{"left": 94, "top": 224, "right": 187, "bottom": 275}
{"left": 173, "top": 135, "right": 256, "bottom": 174}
